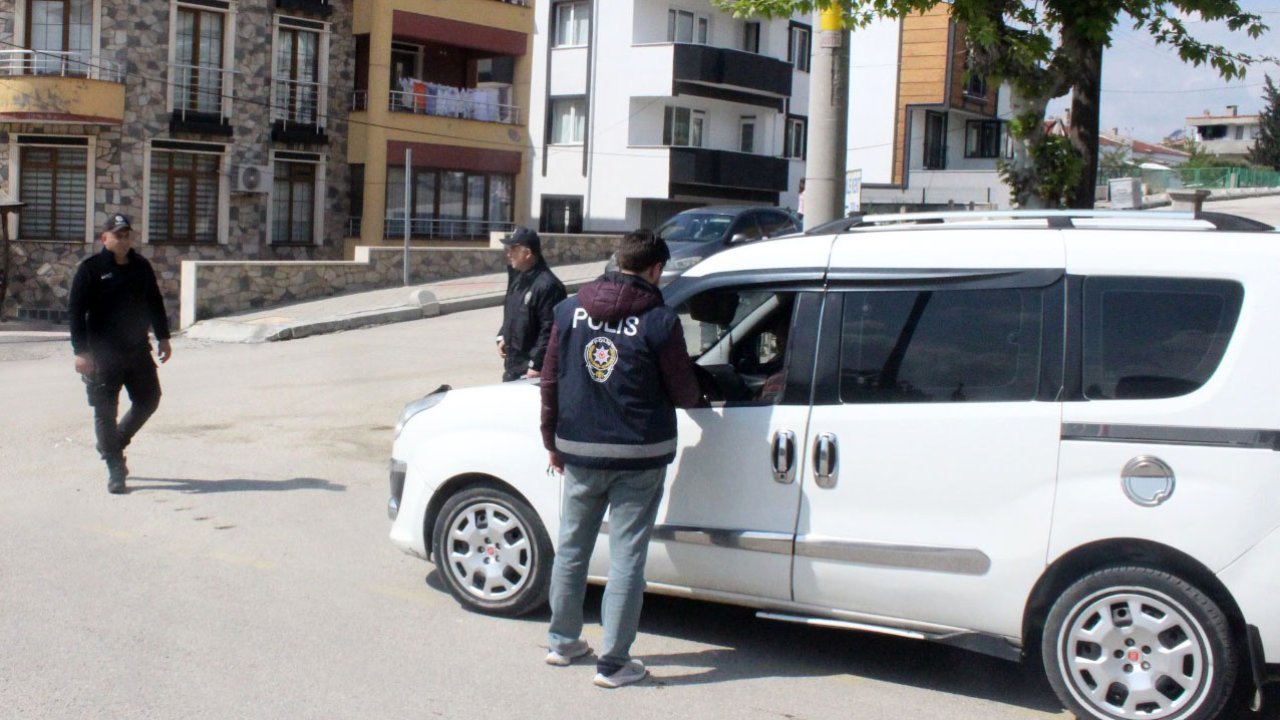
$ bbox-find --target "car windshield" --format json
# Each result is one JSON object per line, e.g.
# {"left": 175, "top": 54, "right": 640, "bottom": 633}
{"left": 657, "top": 213, "right": 734, "bottom": 243}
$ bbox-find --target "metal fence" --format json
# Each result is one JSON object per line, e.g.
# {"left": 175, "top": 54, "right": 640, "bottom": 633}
{"left": 0, "top": 49, "right": 123, "bottom": 82}
{"left": 383, "top": 216, "right": 513, "bottom": 240}
{"left": 1098, "top": 166, "right": 1280, "bottom": 194}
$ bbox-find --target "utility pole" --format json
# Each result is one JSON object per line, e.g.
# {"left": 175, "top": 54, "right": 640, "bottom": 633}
{"left": 804, "top": 4, "right": 849, "bottom": 230}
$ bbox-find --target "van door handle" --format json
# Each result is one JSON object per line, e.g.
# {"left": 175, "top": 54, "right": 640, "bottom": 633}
{"left": 813, "top": 433, "right": 839, "bottom": 489}
{"left": 771, "top": 430, "right": 796, "bottom": 484}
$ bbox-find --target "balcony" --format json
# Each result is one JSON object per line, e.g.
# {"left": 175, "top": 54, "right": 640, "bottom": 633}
{"left": 669, "top": 147, "right": 788, "bottom": 197}
{"left": 672, "top": 44, "right": 792, "bottom": 110}
{"left": 271, "top": 77, "right": 326, "bottom": 144}
{"left": 0, "top": 50, "right": 125, "bottom": 125}
{"left": 389, "top": 84, "right": 520, "bottom": 125}
{"left": 170, "top": 63, "right": 233, "bottom": 136}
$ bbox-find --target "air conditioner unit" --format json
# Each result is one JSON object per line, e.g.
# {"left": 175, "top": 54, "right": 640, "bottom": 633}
{"left": 232, "top": 164, "right": 272, "bottom": 193}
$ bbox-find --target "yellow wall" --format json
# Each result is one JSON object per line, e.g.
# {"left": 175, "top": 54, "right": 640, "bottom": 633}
{"left": 893, "top": 6, "right": 951, "bottom": 184}
{"left": 0, "top": 76, "right": 125, "bottom": 124}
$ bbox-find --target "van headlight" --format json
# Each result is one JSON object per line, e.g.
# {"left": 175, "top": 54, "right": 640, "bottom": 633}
{"left": 394, "top": 384, "right": 451, "bottom": 438}
{"left": 665, "top": 256, "right": 703, "bottom": 273}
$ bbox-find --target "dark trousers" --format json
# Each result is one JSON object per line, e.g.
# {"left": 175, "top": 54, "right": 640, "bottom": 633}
{"left": 83, "top": 354, "right": 162, "bottom": 461}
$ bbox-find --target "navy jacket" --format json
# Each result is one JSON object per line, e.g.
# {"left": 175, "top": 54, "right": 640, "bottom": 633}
{"left": 540, "top": 272, "right": 701, "bottom": 470}
{"left": 69, "top": 248, "right": 170, "bottom": 359}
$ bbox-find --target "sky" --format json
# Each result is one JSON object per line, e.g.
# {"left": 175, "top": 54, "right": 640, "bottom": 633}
{"left": 1043, "top": 0, "right": 1279, "bottom": 143}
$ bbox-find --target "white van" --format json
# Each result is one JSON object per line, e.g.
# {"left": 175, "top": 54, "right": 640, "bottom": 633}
{"left": 389, "top": 210, "right": 1279, "bottom": 720}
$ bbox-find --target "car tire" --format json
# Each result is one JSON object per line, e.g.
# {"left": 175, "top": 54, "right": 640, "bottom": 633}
{"left": 1042, "top": 566, "right": 1238, "bottom": 720}
{"left": 432, "top": 485, "right": 552, "bottom": 617}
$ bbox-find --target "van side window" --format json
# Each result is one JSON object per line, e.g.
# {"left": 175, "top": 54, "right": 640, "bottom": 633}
{"left": 1082, "top": 277, "right": 1243, "bottom": 400}
{"left": 838, "top": 289, "right": 1043, "bottom": 403}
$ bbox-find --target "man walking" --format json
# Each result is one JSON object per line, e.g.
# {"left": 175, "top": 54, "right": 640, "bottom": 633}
{"left": 69, "top": 214, "right": 172, "bottom": 494}
{"left": 497, "top": 227, "right": 565, "bottom": 381}
{"left": 539, "top": 229, "right": 702, "bottom": 688}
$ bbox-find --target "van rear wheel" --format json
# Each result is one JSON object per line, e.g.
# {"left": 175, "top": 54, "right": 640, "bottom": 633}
{"left": 1042, "top": 566, "right": 1238, "bottom": 720}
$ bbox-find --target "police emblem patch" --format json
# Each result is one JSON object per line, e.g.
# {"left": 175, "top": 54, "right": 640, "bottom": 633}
{"left": 584, "top": 336, "right": 619, "bottom": 383}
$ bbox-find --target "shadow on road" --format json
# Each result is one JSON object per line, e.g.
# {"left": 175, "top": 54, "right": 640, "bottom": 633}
{"left": 126, "top": 476, "right": 346, "bottom": 494}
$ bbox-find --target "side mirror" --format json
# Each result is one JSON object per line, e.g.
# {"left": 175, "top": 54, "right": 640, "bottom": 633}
{"left": 730, "top": 233, "right": 751, "bottom": 244}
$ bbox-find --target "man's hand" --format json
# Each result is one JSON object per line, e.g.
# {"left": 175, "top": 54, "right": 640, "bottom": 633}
{"left": 524, "top": 368, "right": 540, "bottom": 379}
{"left": 74, "top": 354, "right": 94, "bottom": 376}
{"left": 497, "top": 339, "right": 506, "bottom": 358}
{"left": 157, "top": 339, "right": 173, "bottom": 364}
{"left": 548, "top": 451, "right": 564, "bottom": 474}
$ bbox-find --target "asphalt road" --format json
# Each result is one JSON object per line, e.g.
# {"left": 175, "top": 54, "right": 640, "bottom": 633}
{"left": 0, "top": 306, "right": 1083, "bottom": 720}
{"left": 4, "top": 194, "right": 1280, "bottom": 719}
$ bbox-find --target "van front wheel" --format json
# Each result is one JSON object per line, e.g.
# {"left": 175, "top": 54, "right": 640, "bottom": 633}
{"left": 1042, "top": 566, "right": 1238, "bottom": 720}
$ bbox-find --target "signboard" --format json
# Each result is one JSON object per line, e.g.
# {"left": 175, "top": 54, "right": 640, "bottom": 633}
{"left": 845, "top": 169, "right": 862, "bottom": 215}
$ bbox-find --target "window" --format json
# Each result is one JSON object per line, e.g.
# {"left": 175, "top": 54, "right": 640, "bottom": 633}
{"left": 788, "top": 24, "right": 810, "bottom": 72}
{"left": 923, "top": 111, "right": 947, "bottom": 170}
{"left": 1234, "top": 126, "right": 1244, "bottom": 140}
{"left": 739, "top": 116, "right": 756, "bottom": 153}
{"left": 173, "top": 5, "right": 226, "bottom": 116}
{"left": 839, "top": 288, "right": 1044, "bottom": 403}
{"left": 756, "top": 210, "right": 798, "bottom": 237}
{"left": 385, "top": 167, "right": 514, "bottom": 238}
{"left": 389, "top": 42, "right": 420, "bottom": 88}
{"left": 785, "top": 116, "right": 806, "bottom": 159}
{"left": 550, "top": 98, "right": 587, "bottom": 144}
{"left": 540, "top": 196, "right": 582, "bottom": 233}
{"left": 272, "top": 159, "right": 317, "bottom": 244}
{"left": 148, "top": 147, "right": 222, "bottom": 243}
{"left": 965, "top": 120, "right": 1002, "bottom": 159}
{"left": 667, "top": 9, "right": 707, "bottom": 43}
{"left": 962, "top": 45, "right": 987, "bottom": 98}
{"left": 663, "top": 106, "right": 704, "bottom": 147}
{"left": 17, "top": 142, "right": 88, "bottom": 241}
{"left": 1082, "top": 277, "right": 1242, "bottom": 400}
{"left": 677, "top": 289, "right": 800, "bottom": 405}
{"left": 25, "top": 0, "right": 92, "bottom": 75}
{"left": 743, "top": 21, "right": 760, "bottom": 53}
{"left": 553, "top": 1, "right": 590, "bottom": 47}
{"left": 274, "top": 20, "right": 323, "bottom": 126}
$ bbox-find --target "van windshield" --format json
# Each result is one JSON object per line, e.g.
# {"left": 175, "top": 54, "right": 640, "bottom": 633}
{"left": 657, "top": 213, "right": 734, "bottom": 243}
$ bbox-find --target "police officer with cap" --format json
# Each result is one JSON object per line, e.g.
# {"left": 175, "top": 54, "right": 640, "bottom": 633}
{"left": 496, "top": 226, "right": 566, "bottom": 381}
{"left": 69, "top": 213, "right": 173, "bottom": 494}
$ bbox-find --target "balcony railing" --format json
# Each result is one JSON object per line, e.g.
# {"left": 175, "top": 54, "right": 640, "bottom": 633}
{"left": 383, "top": 216, "right": 513, "bottom": 240}
{"left": 272, "top": 77, "right": 323, "bottom": 129}
{"left": 0, "top": 49, "right": 123, "bottom": 82}
{"left": 171, "top": 62, "right": 232, "bottom": 120}
{"left": 350, "top": 90, "right": 368, "bottom": 111}
{"left": 389, "top": 85, "right": 520, "bottom": 125}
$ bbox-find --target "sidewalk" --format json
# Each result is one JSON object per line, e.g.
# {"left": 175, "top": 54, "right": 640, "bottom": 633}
{"left": 181, "top": 259, "right": 609, "bottom": 343}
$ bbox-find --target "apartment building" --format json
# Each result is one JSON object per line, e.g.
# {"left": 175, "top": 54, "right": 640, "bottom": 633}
{"left": 847, "top": 6, "right": 1010, "bottom": 211}
{"left": 347, "top": 0, "right": 531, "bottom": 254}
{"left": 1186, "top": 106, "right": 1261, "bottom": 161}
{"left": 529, "top": 0, "right": 809, "bottom": 232}
{"left": 0, "top": 0, "right": 354, "bottom": 322}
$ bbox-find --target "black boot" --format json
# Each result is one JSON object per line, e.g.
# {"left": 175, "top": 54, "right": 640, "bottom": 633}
{"left": 106, "top": 456, "right": 128, "bottom": 494}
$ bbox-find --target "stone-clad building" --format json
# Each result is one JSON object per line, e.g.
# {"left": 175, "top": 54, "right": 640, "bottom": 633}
{"left": 0, "top": 0, "right": 354, "bottom": 323}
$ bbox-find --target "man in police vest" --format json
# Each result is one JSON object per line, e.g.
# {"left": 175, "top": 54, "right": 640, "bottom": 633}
{"left": 539, "top": 229, "right": 702, "bottom": 688}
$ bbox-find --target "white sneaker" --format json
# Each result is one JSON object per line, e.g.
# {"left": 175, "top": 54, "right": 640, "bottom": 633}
{"left": 593, "top": 659, "right": 647, "bottom": 688}
{"left": 545, "top": 639, "right": 592, "bottom": 666}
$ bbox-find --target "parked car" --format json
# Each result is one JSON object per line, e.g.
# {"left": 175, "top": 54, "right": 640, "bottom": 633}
{"left": 605, "top": 205, "right": 800, "bottom": 282}
{"left": 389, "top": 209, "right": 1279, "bottom": 720}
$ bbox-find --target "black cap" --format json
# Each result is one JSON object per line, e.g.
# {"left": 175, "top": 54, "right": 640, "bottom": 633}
{"left": 500, "top": 226, "right": 541, "bottom": 254}
{"left": 103, "top": 213, "right": 132, "bottom": 233}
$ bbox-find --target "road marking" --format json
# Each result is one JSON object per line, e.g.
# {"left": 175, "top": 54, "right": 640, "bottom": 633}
{"left": 368, "top": 583, "right": 444, "bottom": 607}
{"left": 207, "top": 551, "right": 275, "bottom": 570}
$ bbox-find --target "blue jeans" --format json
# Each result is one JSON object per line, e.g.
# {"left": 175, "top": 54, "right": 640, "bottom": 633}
{"left": 548, "top": 464, "right": 666, "bottom": 673}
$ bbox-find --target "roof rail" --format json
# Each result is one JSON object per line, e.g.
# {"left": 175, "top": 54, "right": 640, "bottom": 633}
{"left": 806, "top": 209, "right": 1273, "bottom": 233}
